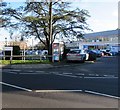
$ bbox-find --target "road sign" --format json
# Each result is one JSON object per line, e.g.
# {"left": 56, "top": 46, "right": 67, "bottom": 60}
{"left": 3, "top": 47, "right": 13, "bottom": 51}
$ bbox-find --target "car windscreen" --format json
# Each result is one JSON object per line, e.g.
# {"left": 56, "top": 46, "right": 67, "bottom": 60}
{"left": 68, "top": 50, "right": 81, "bottom": 54}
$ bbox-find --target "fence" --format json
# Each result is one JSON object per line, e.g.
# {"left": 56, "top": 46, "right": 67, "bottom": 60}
{"left": 1, "top": 55, "right": 52, "bottom": 61}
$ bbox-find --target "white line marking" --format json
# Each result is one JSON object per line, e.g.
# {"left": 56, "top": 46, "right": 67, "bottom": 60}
{"left": 62, "top": 72, "right": 72, "bottom": 75}
{"left": 85, "top": 90, "right": 119, "bottom": 99}
{"left": 8, "top": 72, "right": 17, "bottom": 74}
{"left": 28, "top": 71, "right": 33, "bottom": 72}
{"left": 89, "top": 74, "right": 95, "bottom": 76}
{"left": 19, "top": 73, "right": 49, "bottom": 75}
{"left": 12, "top": 70, "right": 21, "bottom": 72}
{"left": 54, "top": 73, "right": 81, "bottom": 78}
{"left": 35, "top": 90, "right": 82, "bottom": 93}
{"left": 84, "top": 77, "right": 118, "bottom": 79}
{"left": 19, "top": 73, "right": 38, "bottom": 74}
{"left": 103, "top": 75, "right": 115, "bottom": 77}
{"left": 0, "top": 82, "right": 32, "bottom": 92}
{"left": 76, "top": 73, "right": 84, "bottom": 75}
{"left": 35, "top": 71, "right": 44, "bottom": 73}
{"left": 50, "top": 72, "right": 59, "bottom": 74}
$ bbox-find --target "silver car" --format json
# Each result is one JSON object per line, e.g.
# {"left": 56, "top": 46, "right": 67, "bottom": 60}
{"left": 66, "top": 49, "right": 86, "bottom": 62}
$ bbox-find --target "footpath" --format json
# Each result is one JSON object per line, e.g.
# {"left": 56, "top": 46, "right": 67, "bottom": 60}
{"left": 0, "top": 61, "right": 72, "bottom": 69}
{"left": 0, "top": 60, "right": 95, "bottom": 69}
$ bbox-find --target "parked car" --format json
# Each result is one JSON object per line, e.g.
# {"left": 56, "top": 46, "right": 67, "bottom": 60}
{"left": 66, "top": 49, "right": 86, "bottom": 62}
{"left": 101, "top": 50, "right": 112, "bottom": 56}
{"left": 85, "top": 50, "right": 97, "bottom": 61}
{"left": 0, "top": 51, "right": 3, "bottom": 60}
{"left": 92, "top": 49, "right": 102, "bottom": 57}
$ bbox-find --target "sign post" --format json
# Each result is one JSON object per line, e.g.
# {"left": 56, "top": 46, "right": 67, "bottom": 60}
{"left": 3, "top": 47, "right": 13, "bottom": 64}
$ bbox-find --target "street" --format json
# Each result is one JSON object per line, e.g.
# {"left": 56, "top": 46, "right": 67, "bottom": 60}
{"left": 1, "top": 56, "right": 119, "bottom": 108}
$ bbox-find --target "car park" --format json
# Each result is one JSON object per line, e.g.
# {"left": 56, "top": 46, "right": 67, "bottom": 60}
{"left": 66, "top": 49, "right": 86, "bottom": 62}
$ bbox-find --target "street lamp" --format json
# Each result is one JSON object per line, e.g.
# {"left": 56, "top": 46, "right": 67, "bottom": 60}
{"left": 5, "top": 37, "right": 7, "bottom": 46}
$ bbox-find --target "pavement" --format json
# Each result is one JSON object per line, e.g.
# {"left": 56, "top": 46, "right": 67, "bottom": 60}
{"left": 0, "top": 61, "right": 89, "bottom": 69}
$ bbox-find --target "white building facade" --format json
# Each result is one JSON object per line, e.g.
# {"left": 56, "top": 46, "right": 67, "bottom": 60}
{"left": 65, "top": 29, "right": 120, "bottom": 52}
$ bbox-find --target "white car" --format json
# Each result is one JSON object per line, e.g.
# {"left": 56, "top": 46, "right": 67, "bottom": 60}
{"left": 66, "top": 49, "right": 86, "bottom": 62}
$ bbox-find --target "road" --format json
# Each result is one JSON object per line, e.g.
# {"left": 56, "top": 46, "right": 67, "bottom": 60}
{"left": 1, "top": 56, "right": 119, "bottom": 108}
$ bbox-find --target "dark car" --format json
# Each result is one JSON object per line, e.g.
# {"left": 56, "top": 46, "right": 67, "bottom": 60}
{"left": 92, "top": 50, "right": 102, "bottom": 57}
{"left": 85, "top": 50, "right": 97, "bottom": 61}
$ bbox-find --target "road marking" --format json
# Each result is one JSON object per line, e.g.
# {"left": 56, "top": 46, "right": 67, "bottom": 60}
{"left": 54, "top": 73, "right": 82, "bottom": 78}
{"left": 50, "top": 72, "right": 59, "bottom": 74}
{"left": 62, "top": 72, "right": 72, "bottom": 75}
{"left": 84, "top": 77, "right": 118, "bottom": 79}
{"left": 8, "top": 71, "right": 17, "bottom": 74}
{"left": 28, "top": 70, "right": 34, "bottom": 72}
{"left": 89, "top": 74, "right": 95, "bottom": 76}
{"left": 0, "top": 82, "right": 32, "bottom": 92}
{"left": 103, "top": 75, "right": 115, "bottom": 77}
{"left": 19, "top": 72, "right": 48, "bottom": 75}
{"left": 35, "top": 71, "right": 44, "bottom": 73}
{"left": 11, "top": 70, "right": 21, "bottom": 72}
{"left": 19, "top": 73, "right": 38, "bottom": 74}
{"left": 85, "top": 90, "right": 119, "bottom": 99}
{"left": 76, "top": 73, "right": 84, "bottom": 75}
{"left": 35, "top": 90, "right": 82, "bottom": 93}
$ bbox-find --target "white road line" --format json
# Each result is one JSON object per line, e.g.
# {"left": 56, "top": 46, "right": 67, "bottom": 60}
{"left": 19, "top": 73, "right": 38, "bottom": 74}
{"left": 11, "top": 70, "right": 21, "bottom": 72}
{"left": 50, "top": 72, "right": 59, "bottom": 74}
{"left": 77, "top": 73, "right": 84, "bottom": 75}
{"left": 28, "top": 71, "right": 34, "bottom": 72}
{"left": 95, "top": 74, "right": 99, "bottom": 76}
{"left": 0, "top": 82, "right": 32, "bottom": 92}
{"left": 103, "top": 75, "right": 115, "bottom": 77}
{"left": 62, "top": 72, "right": 72, "bottom": 75}
{"left": 85, "top": 90, "right": 119, "bottom": 99}
{"left": 8, "top": 71, "right": 17, "bottom": 74}
{"left": 84, "top": 77, "right": 118, "bottom": 79}
{"left": 89, "top": 74, "right": 95, "bottom": 76}
{"left": 35, "top": 71, "right": 44, "bottom": 73}
{"left": 54, "top": 73, "right": 82, "bottom": 78}
{"left": 35, "top": 90, "right": 82, "bottom": 93}
{"left": 19, "top": 72, "right": 49, "bottom": 75}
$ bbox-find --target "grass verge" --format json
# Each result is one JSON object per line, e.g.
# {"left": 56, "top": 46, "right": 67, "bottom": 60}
{"left": 0, "top": 60, "right": 50, "bottom": 65}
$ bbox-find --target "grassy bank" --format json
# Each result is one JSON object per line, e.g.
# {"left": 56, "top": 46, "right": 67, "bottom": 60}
{"left": 0, "top": 60, "right": 50, "bottom": 65}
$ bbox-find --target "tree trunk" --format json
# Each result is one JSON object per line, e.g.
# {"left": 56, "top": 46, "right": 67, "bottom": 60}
{"left": 48, "top": 1, "right": 53, "bottom": 62}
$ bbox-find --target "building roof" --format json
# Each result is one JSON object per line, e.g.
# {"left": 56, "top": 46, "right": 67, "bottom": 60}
{"left": 84, "top": 29, "right": 119, "bottom": 38}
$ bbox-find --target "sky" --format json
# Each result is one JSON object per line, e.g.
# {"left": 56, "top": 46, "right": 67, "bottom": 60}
{"left": 0, "top": 0, "right": 119, "bottom": 46}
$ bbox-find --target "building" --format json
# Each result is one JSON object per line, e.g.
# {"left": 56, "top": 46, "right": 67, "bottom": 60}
{"left": 0, "top": 41, "right": 28, "bottom": 50}
{"left": 66, "top": 29, "right": 120, "bottom": 52}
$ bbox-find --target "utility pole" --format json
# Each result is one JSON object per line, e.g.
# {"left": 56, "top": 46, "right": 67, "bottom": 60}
{"left": 48, "top": 0, "right": 53, "bottom": 61}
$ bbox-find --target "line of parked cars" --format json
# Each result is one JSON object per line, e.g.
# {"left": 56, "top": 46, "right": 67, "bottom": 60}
{"left": 25, "top": 50, "right": 48, "bottom": 60}
{"left": 66, "top": 48, "right": 118, "bottom": 63}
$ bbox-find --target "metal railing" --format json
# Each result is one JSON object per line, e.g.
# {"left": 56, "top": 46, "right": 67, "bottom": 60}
{"left": 1, "top": 55, "right": 52, "bottom": 61}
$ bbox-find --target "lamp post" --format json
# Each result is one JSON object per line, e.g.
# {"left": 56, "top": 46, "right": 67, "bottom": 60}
{"left": 5, "top": 37, "right": 7, "bottom": 46}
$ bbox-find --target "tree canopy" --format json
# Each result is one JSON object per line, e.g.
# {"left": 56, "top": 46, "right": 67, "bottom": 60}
{"left": 1, "top": 1, "right": 91, "bottom": 56}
